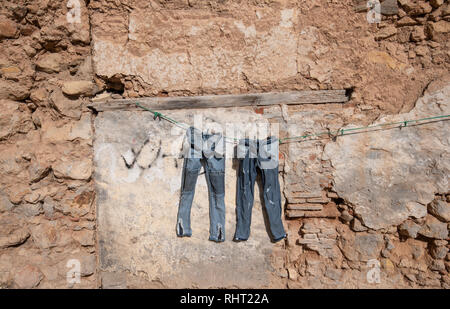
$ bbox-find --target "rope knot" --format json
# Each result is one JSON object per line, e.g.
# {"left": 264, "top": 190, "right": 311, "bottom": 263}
{"left": 154, "top": 112, "right": 162, "bottom": 121}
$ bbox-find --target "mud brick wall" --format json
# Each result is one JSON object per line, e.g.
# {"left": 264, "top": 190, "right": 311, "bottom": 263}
{"left": 0, "top": 0, "right": 449, "bottom": 289}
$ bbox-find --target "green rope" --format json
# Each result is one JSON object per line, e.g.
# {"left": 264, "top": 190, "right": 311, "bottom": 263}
{"left": 134, "top": 102, "right": 450, "bottom": 144}
{"left": 280, "top": 114, "right": 450, "bottom": 143}
{"left": 135, "top": 102, "right": 189, "bottom": 130}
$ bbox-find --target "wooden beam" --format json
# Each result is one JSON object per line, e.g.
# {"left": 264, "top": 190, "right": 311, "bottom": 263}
{"left": 88, "top": 90, "right": 349, "bottom": 112}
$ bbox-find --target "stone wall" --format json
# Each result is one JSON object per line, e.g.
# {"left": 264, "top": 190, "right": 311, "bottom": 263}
{"left": 0, "top": 0, "right": 449, "bottom": 288}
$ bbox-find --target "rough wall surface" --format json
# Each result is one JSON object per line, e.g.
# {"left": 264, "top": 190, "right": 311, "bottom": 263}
{"left": 0, "top": 0, "right": 449, "bottom": 289}
{"left": 94, "top": 109, "right": 286, "bottom": 288}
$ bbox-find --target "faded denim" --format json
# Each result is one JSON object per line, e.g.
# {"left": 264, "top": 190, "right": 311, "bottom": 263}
{"left": 234, "top": 137, "right": 286, "bottom": 242}
{"left": 176, "top": 127, "right": 226, "bottom": 242}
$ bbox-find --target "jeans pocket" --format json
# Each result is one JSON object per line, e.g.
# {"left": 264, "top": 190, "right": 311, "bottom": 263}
{"left": 209, "top": 171, "right": 225, "bottom": 195}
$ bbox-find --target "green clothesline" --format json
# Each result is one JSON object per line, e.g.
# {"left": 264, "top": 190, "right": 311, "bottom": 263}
{"left": 135, "top": 102, "right": 450, "bottom": 144}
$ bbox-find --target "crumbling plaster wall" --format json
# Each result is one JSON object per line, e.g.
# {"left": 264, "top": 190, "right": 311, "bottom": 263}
{"left": 0, "top": 0, "right": 449, "bottom": 288}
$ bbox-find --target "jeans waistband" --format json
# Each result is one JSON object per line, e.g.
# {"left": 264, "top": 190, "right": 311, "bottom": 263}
{"left": 182, "top": 127, "right": 225, "bottom": 158}
{"left": 237, "top": 136, "right": 279, "bottom": 161}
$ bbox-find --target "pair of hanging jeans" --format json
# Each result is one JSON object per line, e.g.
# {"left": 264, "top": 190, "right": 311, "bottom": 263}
{"left": 176, "top": 127, "right": 226, "bottom": 242}
{"left": 234, "top": 137, "right": 286, "bottom": 242}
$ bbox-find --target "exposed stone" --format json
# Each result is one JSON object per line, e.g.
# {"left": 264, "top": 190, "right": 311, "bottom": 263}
{"left": 7, "top": 184, "right": 31, "bottom": 205}
{"left": 426, "top": 21, "right": 450, "bottom": 41}
{"left": 23, "top": 191, "right": 40, "bottom": 204}
{"left": 287, "top": 204, "right": 340, "bottom": 218}
{"left": 366, "top": 50, "right": 406, "bottom": 70}
{"left": 433, "top": 240, "right": 448, "bottom": 246}
{"left": 418, "top": 216, "right": 449, "bottom": 239}
{"left": 67, "top": 0, "right": 90, "bottom": 44}
{"left": 309, "top": 63, "right": 332, "bottom": 83}
{"left": 53, "top": 158, "right": 92, "bottom": 181}
{"left": 0, "top": 270, "right": 12, "bottom": 288}
{"left": 306, "top": 197, "right": 330, "bottom": 204}
{"left": 0, "top": 228, "right": 30, "bottom": 249}
{"left": 414, "top": 45, "right": 428, "bottom": 57}
{"left": 30, "top": 223, "right": 59, "bottom": 249}
{"left": 57, "top": 190, "right": 95, "bottom": 218}
{"left": 287, "top": 267, "right": 298, "bottom": 281}
{"left": 430, "top": 0, "right": 444, "bottom": 9}
{"left": 62, "top": 80, "right": 97, "bottom": 97}
{"left": 397, "top": 16, "right": 418, "bottom": 27}
{"left": 324, "top": 268, "right": 342, "bottom": 281}
{"left": 35, "top": 53, "right": 63, "bottom": 73}
{"left": 0, "top": 100, "right": 33, "bottom": 140}
{"left": 399, "top": 0, "right": 433, "bottom": 16}
{"left": 28, "top": 160, "right": 51, "bottom": 183}
{"left": 428, "top": 199, "right": 450, "bottom": 222}
{"left": 305, "top": 257, "right": 324, "bottom": 277}
{"left": 443, "top": 4, "right": 450, "bottom": 16}
{"left": 72, "top": 230, "right": 95, "bottom": 247}
{"left": 405, "top": 202, "right": 427, "bottom": 219}
{"left": 430, "top": 244, "right": 449, "bottom": 260}
{"left": 375, "top": 26, "right": 397, "bottom": 40}
{"left": 14, "top": 265, "right": 43, "bottom": 289}
{"left": 398, "top": 220, "right": 421, "bottom": 238}
{"left": 416, "top": 271, "right": 441, "bottom": 286}
{"left": 30, "top": 88, "right": 48, "bottom": 106}
{"left": 410, "top": 26, "right": 426, "bottom": 41}
{"left": 338, "top": 230, "right": 384, "bottom": 261}
{"left": 39, "top": 265, "right": 58, "bottom": 282}
{"left": 286, "top": 191, "right": 323, "bottom": 199}
{"left": 68, "top": 113, "right": 92, "bottom": 141}
{"left": 287, "top": 203, "right": 323, "bottom": 211}
{"left": 101, "top": 271, "right": 127, "bottom": 289}
{"left": 0, "top": 18, "right": 18, "bottom": 39}
{"left": 0, "top": 190, "right": 14, "bottom": 212}
{"left": 91, "top": 91, "right": 113, "bottom": 102}
{"left": 0, "top": 79, "right": 31, "bottom": 100}
{"left": 0, "top": 65, "right": 21, "bottom": 75}
{"left": 42, "top": 196, "right": 55, "bottom": 218}
{"left": 380, "top": 0, "right": 399, "bottom": 15}
{"left": 340, "top": 210, "right": 353, "bottom": 223}
{"left": 327, "top": 192, "right": 339, "bottom": 199}
{"left": 49, "top": 88, "right": 82, "bottom": 119}
{"left": 79, "top": 254, "right": 96, "bottom": 277}
{"left": 15, "top": 203, "right": 43, "bottom": 217}
{"left": 429, "top": 259, "right": 446, "bottom": 272}
{"left": 350, "top": 218, "right": 368, "bottom": 232}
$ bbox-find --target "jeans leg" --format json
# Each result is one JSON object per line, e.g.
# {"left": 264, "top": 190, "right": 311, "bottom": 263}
{"left": 204, "top": 155, "right": 226, "bottom": 242}
{"left": 260, "top": 165, "right": 286, "bottom": 242}
{"left": 234, "top": 154, "right": 257, "bottom": 241}
{"left": 176, "top": 157, "right": 202, "bottom": 237}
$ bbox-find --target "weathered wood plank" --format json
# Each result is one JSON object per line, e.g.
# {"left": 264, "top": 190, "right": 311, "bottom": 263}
{"left": 88, "top": 90, "right": 349, "bottom": 112}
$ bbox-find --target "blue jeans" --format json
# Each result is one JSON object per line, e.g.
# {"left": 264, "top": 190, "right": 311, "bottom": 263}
{"left": 176, "top": 127, "right": 226, "bottom": 242}
{"left": 234, "top": 137, "right": 286, "bottom": 242}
